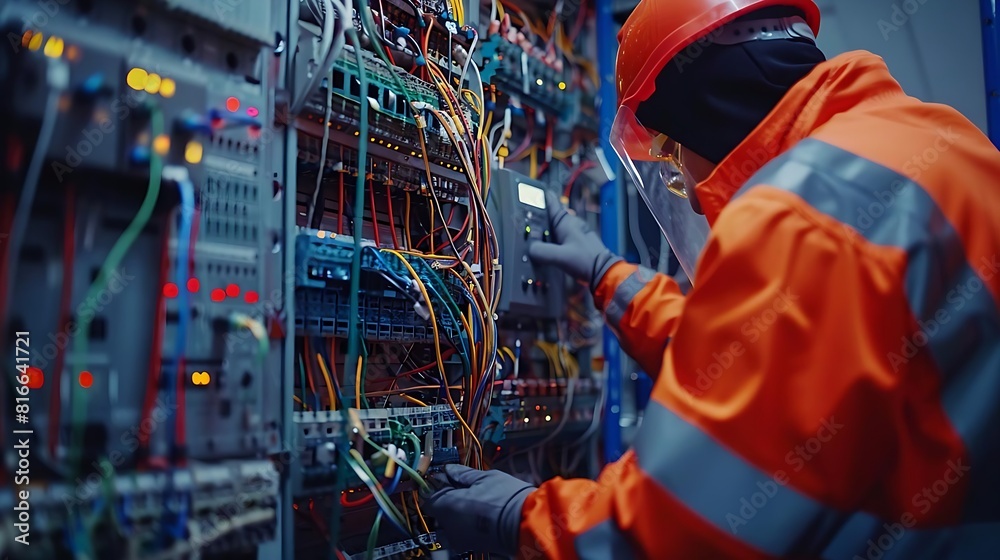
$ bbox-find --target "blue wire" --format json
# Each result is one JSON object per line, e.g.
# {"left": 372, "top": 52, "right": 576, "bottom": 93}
{"left": 166, "top": 179, "right": 194, "bottom": 455}
{"left": 159, "top": 178, "right": 193, "bottom": 543}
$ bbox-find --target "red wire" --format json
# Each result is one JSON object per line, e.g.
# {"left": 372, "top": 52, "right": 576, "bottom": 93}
{"left": 340, "top": 489, "right": 376, "bottom": 507}
{"left": 337, "top": 172, "right": 345, "bottom": 235}
{"left": 49, "top": 183, "right": 76, "bottom": 457}
{"left": 368, "top": 178, "right": 381, "bottom": 246}
{"left": 414, "top": 204, "right": 460, "bottom": 250}
{"left": 387, "top": 184, "right": 400, "bottom": 249}
{"left": 139, "top": 218, "right": 171, "bottom": 457}
{"left": 562, "top": 161, "right": 596, "bottom": 199}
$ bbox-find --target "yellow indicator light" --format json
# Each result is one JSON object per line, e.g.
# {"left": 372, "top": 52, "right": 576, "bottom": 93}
{"left": 159, "top": 78, "right": 176, "bottom": 98}
{"left": 144, "top": 73, "right": 161, "bottom": 94}
{"left": 191, "top": 371, "right": 211, "bottom": 385}
{"left": 558, "top": 81, "right": 567, "bottom": 90}
{"left": 370, "top": 137, "right": 376, "bottom": 142}
{"left": 410, "top": 151, "right": 416, "bottom": 156}
{"left": 43, "top": 36, "right": 64, "bottom": 59}
{"left": 525, "top": 226, "right": 531, "bottom": 233}
{"left": 152, "top": 134, "right": 170, "bottom": 155}
{"left": 535, "top": 78, "right": 543, "bottom": 86}
{"left": 354, "top": 131, "right": 360, "bottom": 136}
{"left": 21, "top": 30, "right": 33, "bottom": 48}
{"left": 317, "top": 230, "right": 327, "bottom": 239}
{"left": 386, "top": 143, "right": 392, "bottom": 149}
{"left": 184, "top": 140, "right": 203, "bottom": 164}
{"left": 126, "top": 67, "right": 148, "bottom": 91}
{"left": 27, "top": 32, "right": 44, "bottom": 52}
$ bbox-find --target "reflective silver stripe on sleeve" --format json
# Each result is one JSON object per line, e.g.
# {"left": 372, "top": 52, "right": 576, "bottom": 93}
{"left": 604, "top": 265, "right": 656, "bottom": 328}
{"left": 574, "top": 519, "right": 635, "bottom": 560}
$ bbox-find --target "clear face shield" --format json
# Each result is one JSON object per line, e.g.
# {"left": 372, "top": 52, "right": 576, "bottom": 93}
{"left": 610, "top": 105, "right": 711, "bottom": 282}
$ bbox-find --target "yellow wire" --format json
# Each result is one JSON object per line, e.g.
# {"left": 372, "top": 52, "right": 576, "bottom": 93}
{"left": 400, "top": 492, "right": 413, "bottom": 533}
{"left": 501, "top": 347, "right": 516, "bottom": 363}
{"left": 384, "top": 249, "right": 484, "bottom": 460}
{"left": 529, "top": 147, "right": 538, "bottom": 178}
{"left": 355, "top": 356, "right": 363, "bottom": 409}
{"left": 316, "top": 352, "right": 337, "bottom": 410}
{"left": 413, "top": 491, "right": 432, "bottom": 534}
{"left": 293, "top": 395, "right": 310, "bottom": 410}
{"left": 400, "top": 394, "right": 429, "bottom": 407}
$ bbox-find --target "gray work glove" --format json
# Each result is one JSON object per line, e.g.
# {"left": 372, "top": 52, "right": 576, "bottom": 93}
{"left": 423, "top": 464, "right": 535, "bottom": 556}
{"left": 527, "top": 191, "right": 623, "bottom": 291}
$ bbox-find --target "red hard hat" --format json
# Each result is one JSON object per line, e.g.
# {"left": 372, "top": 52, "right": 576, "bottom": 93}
{"left": 616, "top": 0, "right": 821, "bottom": 112}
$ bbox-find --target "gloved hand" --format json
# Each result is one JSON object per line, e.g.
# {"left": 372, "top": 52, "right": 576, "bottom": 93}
{"left": 527, "top": 191, "right": 623, "bottom": 291}
{"left": 422, "top": 464, "right": 535, "bottom": 556}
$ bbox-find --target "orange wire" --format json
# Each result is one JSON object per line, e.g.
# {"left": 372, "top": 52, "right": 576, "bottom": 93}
{"left": 303, "top": 338, "right": 320, "bottom": 406}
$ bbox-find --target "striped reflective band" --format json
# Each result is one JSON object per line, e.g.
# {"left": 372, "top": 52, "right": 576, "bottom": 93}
{"left": 574, "top": 519, "right": 636, "bottom": 559}
{"left": 821, "top": 510, "right": 1000, "bottom": 559}
{"left": 604, "top": 265, "right": 656, "bottom": 328}
{"left": 740, "top": 138, "right": 1000, "bottom": 522}
{"left": 633, "top": 400, "right": 848, "bottom": 557}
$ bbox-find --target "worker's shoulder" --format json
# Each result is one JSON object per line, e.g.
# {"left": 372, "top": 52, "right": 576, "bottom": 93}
{"left": 727, "top": 102, "right": 1000, "bottom": 272}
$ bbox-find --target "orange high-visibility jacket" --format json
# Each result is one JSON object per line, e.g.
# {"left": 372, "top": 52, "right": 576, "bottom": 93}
{"left": 518, "top": 51, "right": 1000, "bottom": 559}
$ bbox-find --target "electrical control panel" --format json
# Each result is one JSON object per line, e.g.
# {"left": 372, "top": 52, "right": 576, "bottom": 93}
{"left": 1, "top": 0, "right": 613, "bottom": 557}
{"left": 490, "top": 168, "right": 566, "bottom": 318}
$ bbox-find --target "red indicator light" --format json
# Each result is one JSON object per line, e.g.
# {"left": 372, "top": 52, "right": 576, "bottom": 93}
{"left": 226, "top": 97, "right": 240, "bottom": 112}
{"left": 163, "top": 283, "right": 179, "bottom": 298}
{"left": 210, "top": 288, "right": 226, "bottom": 302}
{"left": 226, "top": 283, "right": 240, "bottom": 298}
{"left": 187, "top": 277, "right": 200, "bottom": 292}
{"left": 79, "top": 371, "right": 93, "bottom": 389}
{"left": 24, "top": 367, "right": 44, "bottom": 389}
{"left": 247, "top": 106, "right": 259, "bottom": 117}
{"left": 245, "top": 290, "right": 259, "bottom": 303}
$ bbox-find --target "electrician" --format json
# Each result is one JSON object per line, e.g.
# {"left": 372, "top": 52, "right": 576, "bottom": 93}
{"left": 425, "top": 0, "right": 1000, "bottom": 558}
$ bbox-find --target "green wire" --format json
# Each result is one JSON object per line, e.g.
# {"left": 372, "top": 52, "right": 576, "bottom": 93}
{"left": 361, "top": 434, "right": 430, "bottom": 492}
{"left": 356, "top": 4, "right": 417, "bottom": 102}
{"left": 345, "top": 25, "right": 368, "bottom": 410}
{"left": 333, "top": 25, "right": 370, "bottom": 560}
{"left": 365, "top": 512, "right": 383, "bottom": 560}
{"left": 345, "top": 449, "right": 410, "bottom": 527}
{"left": 70, "top": 106, "right": 163, "bottom": 474}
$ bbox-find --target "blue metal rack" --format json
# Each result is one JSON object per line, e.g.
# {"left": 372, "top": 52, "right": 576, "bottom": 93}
{"left": 597, "top": 0, "right": 625, "bottom": 463}
{"left": 981, "top": 0, "right": 1000, "bottom": 147}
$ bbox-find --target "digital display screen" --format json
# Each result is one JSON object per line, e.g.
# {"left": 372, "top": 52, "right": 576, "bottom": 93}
{"left": 517, "top": 183, "right": 546, "bottom": 209}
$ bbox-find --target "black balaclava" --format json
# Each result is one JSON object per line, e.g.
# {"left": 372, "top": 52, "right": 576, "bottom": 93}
{"left": 635, "top": 6, "right": 826, "bottom": 165}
